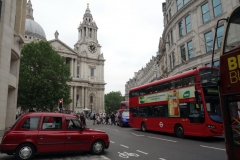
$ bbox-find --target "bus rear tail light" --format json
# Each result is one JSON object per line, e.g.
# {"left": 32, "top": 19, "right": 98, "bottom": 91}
{"left": 206, "top": 124, "right": 216, "bottom": 129}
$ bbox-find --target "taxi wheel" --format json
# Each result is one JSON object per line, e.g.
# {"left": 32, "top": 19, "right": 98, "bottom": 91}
{"left": 141, "top": 122, "right": 146, "bottom": 132}
{"left": 175, "top": 124, "right": 184, "bottom": 138}
{"left": 16, "top": 143, "right": 35, "bottom": 160}
{"left": 91, "top": 140, "right": 105, "bottom": 155}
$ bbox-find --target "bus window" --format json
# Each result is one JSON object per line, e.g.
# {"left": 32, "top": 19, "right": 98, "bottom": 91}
{"left": 132, "top": 108, "right": 138, "bottom": 117}
{"left": 205, "top": 96, "right": 222, "bottom": 123}
{"left": 183, "top": 76, "right": 195, "bottom": 86}
{"left": 153, "top": 106, "right": 166, "bottom": 117}
{"left": 139, "top": 89, "right": 146, "bottom": 96}
{"left": 139, "top": 107, "right": 147, "bottom": 117}
{"left": 153, "top": 85, "right": 162, "bottom": 93}
{"left": 224, "top": 12, "right": 240, "bottom": 53}
{"left": 146, "top": 87, "right": 153, "bottom": 94}
{"left": 147, "top": 106, "right": 153, "bottom": 117}
{"left": 170, "top": 79, "right": 183, "bottom": 89}
{"left": 188, "top": 103, "right": 205, "bottom": 123}
{"left": 162, "top": 83, "right": 169, "bottom": 91}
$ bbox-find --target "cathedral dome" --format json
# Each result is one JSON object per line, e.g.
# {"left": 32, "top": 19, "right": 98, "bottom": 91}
{"left": 25, "top": 19, "right": 46, "bottom": 40}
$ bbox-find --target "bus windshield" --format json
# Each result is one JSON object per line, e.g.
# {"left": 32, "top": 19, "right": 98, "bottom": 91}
{"left": 122, "top": 111, "right": 129, "bottom": 117}
{"left": 205, "top": 96, "right": 222, "bottom": 123}
{"left": 199, "top": 68, "right": 218, "bottom": 83}
{"left": 224, "top": 9, "right": 240, "bottom": 53}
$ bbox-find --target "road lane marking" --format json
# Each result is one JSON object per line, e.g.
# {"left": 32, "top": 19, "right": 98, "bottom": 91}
{"left": 114, "top": 129, "right": 119, "bottom": 132}
{"left": 120, "top": 144, "right": 129, "bottom": 148}
{"left": 101, "top": 155, "right": 111, "bottom": 159}
{"left": 110, "top": 141, "right": 115, "bottom": 143}
{"left": 136, "top": 150, "right": 148, "bottom": 155}
{"left": 148, "top": 136, "right": 177, "bottom": 142}
{"left": 159, "top": 158, "right": 166, "bottom": 160}
{"left": 200, "top": 145, "right": 226, "bottom": 151}
{"left": 132, "top": 133, "right": 145, "bottom": 136}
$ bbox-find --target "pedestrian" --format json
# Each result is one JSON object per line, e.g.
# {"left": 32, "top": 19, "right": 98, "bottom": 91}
{"left": 93, "top": 113, "right": 96, "bottom": 125}
{"left": 110, "top": 112, "right": 116, "bottom": 125}
{"left": 105, "top": 114, "right": 109, "bottom": 125}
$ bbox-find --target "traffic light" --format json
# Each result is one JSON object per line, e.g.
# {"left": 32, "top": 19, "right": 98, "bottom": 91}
{"left": 59, "top": 99, "right": 63, "bottom": 108}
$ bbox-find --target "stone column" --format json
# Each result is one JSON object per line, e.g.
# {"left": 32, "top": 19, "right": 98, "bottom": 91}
{"left": 70, "top": 86, "right": 73, "bottom": 110}
{"left": 74, "top": 86, "right": 77, "bottom": 112}
{"left": 84, "top": 87, "right": 87, "bottom": 109}
{"left": 95, "top": 30, "right": 97, "bottom": 40}
{"left": 70, "top": 58, "right": 73, "bottom": 77}
{"left": 81, "top": 87, "right": 84, "bottom": 109}
{"left": 72, "top": 58, "right": 75, "bottom": 77}
{"left": 75, "top": 59, "right": 77, "bottom": 77}
{"left": 86, "top": 28, "right": 88, "bottom": 38}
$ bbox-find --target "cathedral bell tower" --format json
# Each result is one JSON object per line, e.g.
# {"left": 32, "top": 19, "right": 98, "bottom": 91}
{"left": 74, "top": 4, "right": 101, "bottom": 57}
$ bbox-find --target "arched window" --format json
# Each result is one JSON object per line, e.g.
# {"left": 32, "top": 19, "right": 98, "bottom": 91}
{"left": 90, "top": 95, "right": 93, "bottom": 103}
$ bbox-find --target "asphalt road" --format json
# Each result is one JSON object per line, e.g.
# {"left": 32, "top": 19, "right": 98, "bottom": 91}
{"left": 0, "top": 119, "right": 227, "bottom": 160}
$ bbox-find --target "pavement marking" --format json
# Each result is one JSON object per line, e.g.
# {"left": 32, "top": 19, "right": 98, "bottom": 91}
{"left": 110, "top": 141, "right": 115, "bottom": 143}
{"left": 136, "top": 150, "right": 148, "bottom": 155}
{"left": 159, "top": 158, "right": 166, "bottom": 160}
{"left": 114, "top": 129, "right": 119, "bottom": 132}
{"left": 120, "top": 144, "right": 129, "bottom": 148}
{"left": 101, "top": 155, "right": 111, "bottom": 159}
{"left": 148, "top": 136, "right": 177, "bottom": 142}
{"left": 132, "top": 133, "right": 145, "bottom": 136}
{"left": 200, "top": 145, "right": 226, "bottom": 151}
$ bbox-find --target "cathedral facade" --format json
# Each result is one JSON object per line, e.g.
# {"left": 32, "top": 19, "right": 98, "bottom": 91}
{"left": 24, "top": 1, "right": 105, "bottom": 113}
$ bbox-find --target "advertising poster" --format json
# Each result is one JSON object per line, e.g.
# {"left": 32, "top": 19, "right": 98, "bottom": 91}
{"left": 138, "top": 86, "right": 195, "bottom": 117}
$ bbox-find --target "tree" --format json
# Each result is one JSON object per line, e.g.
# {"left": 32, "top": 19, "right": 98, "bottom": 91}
{"left": 105, "top": 91, "right": 125, "bottom": 112}
{"left": 18, "top": 41, "right": 72, "bottom": 111}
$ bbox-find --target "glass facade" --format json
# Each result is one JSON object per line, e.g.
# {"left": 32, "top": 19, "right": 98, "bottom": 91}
{"left": 187, "top": 41, "right": 194, "bottom": 59}
{"left": 212, "top": 0, "right": 222, "bottom": 17}
{"left": 180, "top": 45, "right": 186, "bottom": 62}
{"left": 204, "top": 31, "right": 213, "bottom": 52}
{"left": 185, "top": 15, "right": 191, "bottom": 33}
{"left": 202, "top": 3, "right": 210, "bottom": 23}
{"left": 217, "top": 26, "right": 224, "bottom": 48}
{"left": 179, "top": 20, "right": 184, "bottom": 37}
{"left": 184, "top": 0, "right": 189, "bottom": 5}
{"left": 176, "top": 0, "right": 182, "bottom": 11}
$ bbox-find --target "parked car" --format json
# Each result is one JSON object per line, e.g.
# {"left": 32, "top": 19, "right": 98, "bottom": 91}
{"left": 117, "top": 109, "right": 129, "bottom": 127}
{"left": 0, "top": 112, "right": 110, "bottom": 160}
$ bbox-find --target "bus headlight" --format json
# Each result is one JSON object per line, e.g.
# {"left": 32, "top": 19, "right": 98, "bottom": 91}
{"left": 206, "top": 124, "right": 216, "bottom": 129}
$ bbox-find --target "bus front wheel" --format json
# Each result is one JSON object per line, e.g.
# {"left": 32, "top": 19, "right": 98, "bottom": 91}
{"left": 175, "top": 124, "right": 184, "bottom": 138}
{"left": 141, "top": 122, "right": 146, "bottom": 132}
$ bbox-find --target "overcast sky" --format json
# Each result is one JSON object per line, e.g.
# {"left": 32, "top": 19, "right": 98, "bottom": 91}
{"left": 31, "top": 0, "right": 164, "bottom": 95}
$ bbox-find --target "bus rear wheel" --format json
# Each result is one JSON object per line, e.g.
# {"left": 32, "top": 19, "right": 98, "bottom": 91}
{"left": 175, "top": 124, "right": 184, "bottom": 138}
{"left": 141, "top": 122, "right": 146, "bottom": 132}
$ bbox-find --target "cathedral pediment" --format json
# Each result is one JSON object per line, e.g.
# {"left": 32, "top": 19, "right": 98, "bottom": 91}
{"left": 49, "top": 39, "right": 77, "bottom": 56}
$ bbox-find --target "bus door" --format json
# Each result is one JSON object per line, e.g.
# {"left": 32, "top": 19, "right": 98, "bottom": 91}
{"left": 185, "top": 102, "right": 205, "bottom": 135}
{"left": 222, "top": 95, "right": 240, "bottom": 159}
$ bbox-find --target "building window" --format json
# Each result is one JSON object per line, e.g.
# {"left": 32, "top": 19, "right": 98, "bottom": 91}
{"left": 187, "top": 41, "right": 194, "bottom": 59}
{"left": 205, "top": 63, "right": 211, "bottom": 67}
{"left": 213, "top": 60, "right": 220, "bottom": 68}
{"left": 169, "top": 9, "right": 172, "bottom": 19}
{"left": 204, "top": 31, "right": 213, "bottom": 52}
{"left": 180, "top": 45, "right": 186, "bottom": 62}
{"left": 179, "top": 20, "right": 184, "bottom": 38}
{"left": 212, "top": 0, "right": 222, "bottom": 17}
{"left": 170, "top": 30, "right": 173, "bottom": 45}
{"left": 90, "top": 95, "right": 93, "bottom": 103}
{"left": 90, "top": 68, "right": 94, "bottom": 77}
{"left": 184, "top": 0, "right": 189, "bottom": 5}
{"left": 217, "top": 26, "right": 224, "bottom": 48}
{"left": 185, "top": 15, "right": 191, "bottom": 33}
{"left": 0, "top": 0, "right": 2, "bottom": 20}
{"left": 176, "top": 0, "right": 182, "bottom": 11}
{"left": 202, "top": 3, "right": 210, "bottom": 23}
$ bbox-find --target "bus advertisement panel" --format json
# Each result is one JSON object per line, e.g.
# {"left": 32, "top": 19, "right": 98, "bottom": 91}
{"left": 129, "top": 67, "right": 223, "bottom": 138}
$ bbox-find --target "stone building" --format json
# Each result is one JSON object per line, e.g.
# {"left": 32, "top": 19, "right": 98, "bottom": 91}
{"left": 125, "top": 56, "right": 158, "bottom": 100}
{"left": 157, "top": 0, "right": 240, "bottom": 78}
{"left": 23, "top": 2, "right": 106, "bottom": 113}
{"left": 0, "top": 0, "right": 27, "bottom": 133}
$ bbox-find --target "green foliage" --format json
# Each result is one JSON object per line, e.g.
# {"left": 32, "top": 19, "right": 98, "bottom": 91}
{"left": 18, "top": 41, "right": 72, "bottom": 111}
{"left": 105, "top": 91, "right": 125, "bottom": 112}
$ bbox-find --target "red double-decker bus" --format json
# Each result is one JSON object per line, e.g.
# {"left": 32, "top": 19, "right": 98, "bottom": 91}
{"left": 120, "top": 101, "right": 129, "bottom": 109}
{"left": 129, "top": 66, "right": 223, "bottom": 138}
{"left": 215, "top": 5, "right": 240, "bottom": 160}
